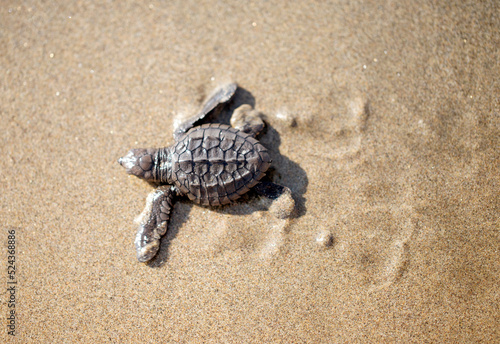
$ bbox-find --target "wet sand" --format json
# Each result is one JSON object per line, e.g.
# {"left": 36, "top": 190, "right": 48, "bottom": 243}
{"left": 1, "top": 1, "right": 498, "bottom": 342}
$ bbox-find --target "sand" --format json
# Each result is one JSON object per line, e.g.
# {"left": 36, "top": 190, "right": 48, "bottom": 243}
{"left": 1, "top": 0, "right": 498, "bottom": 342}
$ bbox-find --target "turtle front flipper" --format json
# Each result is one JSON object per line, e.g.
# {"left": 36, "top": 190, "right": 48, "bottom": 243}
{"left": 173, "top": 83, "right": 237, "bottom": 141}
{"left": 134, "top": 185, "right": 177, "bottom": 262}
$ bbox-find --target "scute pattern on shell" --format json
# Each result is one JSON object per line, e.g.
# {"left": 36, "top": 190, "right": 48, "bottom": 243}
{"left": 171, "top": 123, "right": 271, "bottom": 206}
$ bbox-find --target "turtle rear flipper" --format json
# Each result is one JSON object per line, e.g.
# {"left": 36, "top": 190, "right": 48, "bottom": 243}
{"left": 230, "top": 104, "right": 264, "bottom": 137}
{"left": 254, "top": 181, "right": 295, "bottom": 219}
{"left": 134, "top": 185, "right": 177, "bottom": 262}
{"left": 173, "top": 83, "right": 237, "bottom": 141}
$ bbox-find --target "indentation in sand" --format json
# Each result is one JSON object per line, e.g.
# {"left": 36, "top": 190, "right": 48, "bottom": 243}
{"left": 177, "top": 200, "right": 291, "bottom": 262}
{"left": 293, "top": 88, "right": 371, "bottom": 162}
{"left": 335, "top": 202, "right": 416, "bottom": 291}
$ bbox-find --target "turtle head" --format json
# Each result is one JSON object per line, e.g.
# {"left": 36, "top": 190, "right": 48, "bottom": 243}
{"left": 118, "top": 148, "right": 158, "bottom": 182}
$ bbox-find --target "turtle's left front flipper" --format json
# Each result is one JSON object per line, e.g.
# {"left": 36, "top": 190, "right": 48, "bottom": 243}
{"left": 134, "top": 185, "right": 177, "bottom": 262}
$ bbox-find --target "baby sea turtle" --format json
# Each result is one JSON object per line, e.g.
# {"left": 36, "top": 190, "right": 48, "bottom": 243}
{"left": 119, "top": 83, "right": 293, "bottom": 262}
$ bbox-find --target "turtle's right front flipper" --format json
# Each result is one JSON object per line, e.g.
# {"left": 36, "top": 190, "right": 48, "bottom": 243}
{"left": 134, "top": 185, "right": 177, "bottom": 262}
{"left": 173, "top": 83, "right": 237, "bottom": 140}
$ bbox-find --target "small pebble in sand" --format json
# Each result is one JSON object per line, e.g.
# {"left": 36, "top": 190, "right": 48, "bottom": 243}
{"left": 275, "top": 111, "right": 297, "bottom": 127}
{"left": 315, "top": 230, "right": 335, "bottom": 248}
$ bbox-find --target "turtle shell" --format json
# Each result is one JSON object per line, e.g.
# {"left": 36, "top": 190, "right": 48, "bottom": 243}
{"left": 170, "top": 123, "right": 271, "bottom": 206}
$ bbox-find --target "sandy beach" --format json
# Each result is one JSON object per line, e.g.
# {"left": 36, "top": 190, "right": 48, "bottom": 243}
{"left": 1, "top": 0, "right": 498, "bottom": 342}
